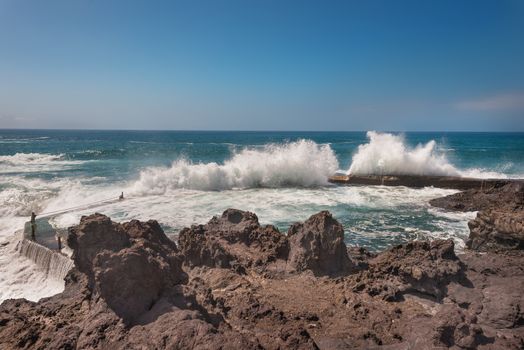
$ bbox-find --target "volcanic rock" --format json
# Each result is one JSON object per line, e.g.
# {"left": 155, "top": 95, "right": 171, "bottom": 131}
{"left": 287, "top": 211, "right": 353, "bottom": 275}
{"left": 68, "top": 214, "right": 187, "bottom": 325}
{"left": 467, "top": 209, "right": 524, "bottom": 251}
{"left": 350, "top": 239, "right": 462, "bottom": 300}
{"left": 431, "top": 182, "right": 524, "bottom": 253}
{"left": 178, "top": 208, "right": 289, "bottom": 271}
{"left": 430, "top": 182, "right": 524, "bottom": 212}
{"left": 1, "top": 207, "right": 524, "bottom": 349}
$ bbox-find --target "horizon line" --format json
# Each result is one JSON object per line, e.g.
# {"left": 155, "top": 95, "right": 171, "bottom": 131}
{"left": 1, "top": 128, "right": 523, "bottom": 133}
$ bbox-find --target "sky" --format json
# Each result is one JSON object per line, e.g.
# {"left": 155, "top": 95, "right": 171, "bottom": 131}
{"left": 0, "top": 0, "right": 523, "bottom": 131}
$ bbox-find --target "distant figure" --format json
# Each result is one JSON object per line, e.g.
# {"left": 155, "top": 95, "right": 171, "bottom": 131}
{"left": 56, "top": 234, "right": 62, "bottom": 251}
{"left": 30, "top": 212, "right": 37, "bottom": 240}
{"left": 119, "top": 192, "right": 124, "bottom": 200}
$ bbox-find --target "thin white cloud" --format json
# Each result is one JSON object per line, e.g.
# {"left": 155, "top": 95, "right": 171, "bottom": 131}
{"left": 456, "top": 92, "right": 524, "bottom": 112}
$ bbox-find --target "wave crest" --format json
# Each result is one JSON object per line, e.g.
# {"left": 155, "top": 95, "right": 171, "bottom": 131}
{"left": 348, "top": 132, "right": 461, "bottom": 176}
{"left": 0, "top": 153, "right": 64, "bottom": 165}
{"left": 130, "top": 140, "right": 339, "bottom": 193}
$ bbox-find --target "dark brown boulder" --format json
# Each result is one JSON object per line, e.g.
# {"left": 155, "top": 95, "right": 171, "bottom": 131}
{"left": 287, "top": 211, "right": 353, "bottom": 275}
{"left": 67, "top": 213, "right": 131, "bottom": 274}
{"left": 123, "top": 219, "right": 178, "bottom": 252}
{"left": 68, "top": 214, "right": 187, "bottom": 325}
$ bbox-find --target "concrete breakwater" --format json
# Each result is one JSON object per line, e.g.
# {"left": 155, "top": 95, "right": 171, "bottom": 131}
{"left": 18, "top": 239, "right": 74, "bottom": 281}
{"left": 18, "top": 217, "right": 74, "bottom": 281}
{"left": 328, "top": 174, "right": 523, "bottom": 190}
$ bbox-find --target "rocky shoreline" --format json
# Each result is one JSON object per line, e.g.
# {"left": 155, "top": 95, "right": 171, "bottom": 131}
{"left": 1, "top": 183, "right": 523, "bottom": 349}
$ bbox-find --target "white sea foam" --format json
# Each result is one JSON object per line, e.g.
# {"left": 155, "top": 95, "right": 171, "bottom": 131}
{"left": 0, "top": 136, "right": 512, "bottom": 303}
{"left": 0, "top": 152, "right": 66, "bottom": 164}
{"left": 348, "top": 132, "right": 460, "bottom": 176}
{"left": 130, "top": 139, "right": 339, "bottom": 194}
{"left": 347, "top": 131, "right": 510, "bottom": 179}
{"left": 0, "top": 232, "right": 65, "bottom": 302}
{"left": 0, "top": 152, "right": 85, "bottom": 174}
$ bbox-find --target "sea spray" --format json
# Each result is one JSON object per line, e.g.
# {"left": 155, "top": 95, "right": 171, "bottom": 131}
{"left": 130, "top": 139, "right": 339, "bottom": 193}
{"left": 347, "top": 132, "right": 510, "bottom": 178}
{"left": 348, "top": 131, "right": 461, "bottom": 176}
{"left": 0, "top": 130, "right": 519, "bottom": 303}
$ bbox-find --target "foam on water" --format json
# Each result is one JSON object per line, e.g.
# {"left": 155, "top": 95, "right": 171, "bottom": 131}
{"left": 130, "top": 139, "right": 338, "bottom": 193}
{"left": 18, "top": 240, "right": 74, "bottom": 281}
{"left": 0, "top": 153, "right": 64, "bottom": 165}
{"left": 0, "top": 232, "right": 65, "bottom": 302}
{"left": 347, "top": 131, "right": 509, "bottom": 179}
{"left": 348, "top": 132, "right": 460, "bottom": 176}
{"left": 0, "top": 132, "right": 519, "bottom": 303}
{"left": 0, "top": 152, "right": 85, "bottom": 174}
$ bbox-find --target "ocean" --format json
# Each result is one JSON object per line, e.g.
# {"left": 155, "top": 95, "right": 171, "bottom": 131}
{"left": 1, "top": 130, "right": 523, "bottom": 302}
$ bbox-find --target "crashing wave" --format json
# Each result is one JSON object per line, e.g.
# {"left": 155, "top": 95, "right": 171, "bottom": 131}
{"left": 347, "top": 131, "right": 508, "bottom": 179}
{"left": 348, "top": 132, "right": 459, "bottom": 176}
{"left": 130, "top": 139, "right": 339, "bottom": 193}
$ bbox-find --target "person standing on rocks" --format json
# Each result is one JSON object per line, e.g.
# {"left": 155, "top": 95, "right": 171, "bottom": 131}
{"left": 30, "top": 212, "right": 37, "bottom": 240}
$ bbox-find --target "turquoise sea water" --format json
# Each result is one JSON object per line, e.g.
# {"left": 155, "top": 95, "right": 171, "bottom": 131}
{"left": 1, "top": 130, "right": 523, "bottom": 250}
{"left": 1, "top": 129, "right": 523, "bottom": 302}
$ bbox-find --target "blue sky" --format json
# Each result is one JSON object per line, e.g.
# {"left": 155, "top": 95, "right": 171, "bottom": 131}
{"left": 0, "top": 0, "right": 523, "bottom": 131}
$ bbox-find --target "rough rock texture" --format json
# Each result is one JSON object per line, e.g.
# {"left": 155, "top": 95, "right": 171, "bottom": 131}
{"left": 68, "top": 214, "right": 187, "bottom": 325}
{"left": 467, "top": 209, "right": 524, "bottom": 251}
{"left": 349, "top": 239, "right": 462, "bottom": 301}
{"left": 178, "top": 208, "right": 289, "bottom": 271}
{"left": 429, "top": 182, "right": 524, "bottom": 212}
{"left": 287, "top": 211, "right": 353, "bottom": 275}
{"left": 1, "top": 204, "right": 524, "bottom": 349}
{"left": 432, "top": 182, "right": 524, "bottom": 254}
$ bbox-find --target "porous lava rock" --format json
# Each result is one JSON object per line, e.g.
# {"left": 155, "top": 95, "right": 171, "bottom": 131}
{"left": 350, "top": 239, "right": 462, "bottom": 300}
{"left": 287, "top": 211, "right": 353, "bottom": 275}
{"left": 467, "top": 209, "right": 524, "bottom": 252}
{"left": 2, "top": 204, "right": 524, "bottom": 349}
{"left": 429, "top": 182, "right": 524, "bottom": 212}
{"left": 432, "top": 182, "right": 524, "bottom": 254}
{"left": 178, "top": 208, "right": 289, "bottom": 271}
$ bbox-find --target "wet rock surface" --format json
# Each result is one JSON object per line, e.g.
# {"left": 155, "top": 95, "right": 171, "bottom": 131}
{"left": 1, "top": 191, "right": 524, "bottom": 349}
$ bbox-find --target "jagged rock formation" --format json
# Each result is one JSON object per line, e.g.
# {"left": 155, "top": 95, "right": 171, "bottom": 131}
{"left": 287, "top": 211, "right": 353, "bottom": 275}
{"left": 178, "top": 208, "right": 289, "bottom": 271}
{"left": 1, "top": 202, "right": 524, "bottom": 349}
{"left": 432, "top": 182, "right": 524, "bottom": 253}
{"left": 349, "top": 239, "right": 462, "bottom": 301}
{"left": 467, "top": 209, "right": 524, "bottom": 251}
